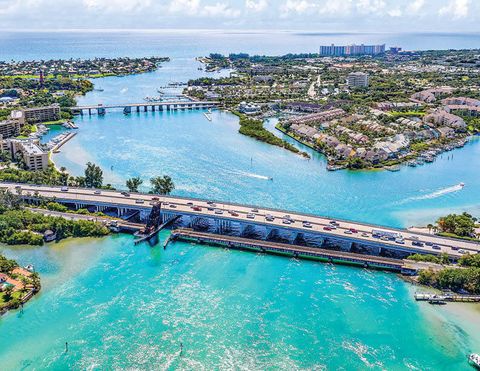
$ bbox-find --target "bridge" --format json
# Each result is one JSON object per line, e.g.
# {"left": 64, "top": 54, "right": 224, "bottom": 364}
{"left": 70, "top": 100, "right": 220, "bottom": 115}
{"left": 2, "top": 182, "right": 479, "bottom": 262}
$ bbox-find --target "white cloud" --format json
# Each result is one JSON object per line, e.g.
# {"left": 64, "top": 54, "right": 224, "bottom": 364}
{"left": 407, "top": 0, "right": 425, "bottom": 13}
{"left": 168, "top": 0, "right": 201, "bottom": 15}
{"left": 388, "top": 8, "right": 402, "bottom": 17}
{"left": 439, "top": 0, "right": 470, "bottom": 19}
{"left": 245, "top": 0, "right": 268, "bottom": 12}
{"left": 319, "top": 0, "right": 353, "bottom": 15}
{"left": 202, "top": 2, "right": 241, "bottom": 17}
{"left": 355, "top": 0, "right": 386, "bottom": 14}
{"left": 280, "top": 0, "right": 314, "bottom": 16}
{"left": 84, "top": 0, "right": 150, "bottom": 12}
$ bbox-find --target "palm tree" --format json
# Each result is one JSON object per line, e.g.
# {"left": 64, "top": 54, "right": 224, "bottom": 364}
{"left": 19, "top": 276, "right": 28, "bottom": 291}
{"left": 150, "top": 176, "right": 175, "bottom": 195}
{"left": 59, "top": 167, "right": 69, "bottom": 186}
{"left": 4, "top": 285, "right": 13, "bottom": 301}
{"left": 30, "top": 272, "right": 41, "bottom": 292}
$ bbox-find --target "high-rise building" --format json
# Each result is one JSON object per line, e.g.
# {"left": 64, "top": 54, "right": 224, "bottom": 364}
{"left": 319, "top": 44, "right": 386, "bottom": 56}
{"left": 347, "top": 72, "right": 369, "bottom": 88}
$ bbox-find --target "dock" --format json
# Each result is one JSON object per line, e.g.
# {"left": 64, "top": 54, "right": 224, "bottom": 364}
{"left": 414, "top": 292, "right": 480, "bottom": 303}
{"left": 51, "top": 132, "right": 77, "bottom": 153}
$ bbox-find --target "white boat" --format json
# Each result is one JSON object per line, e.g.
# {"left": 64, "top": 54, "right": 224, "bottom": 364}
{"left": 469, "top": 353, "right": 480, "bottom": 369}
{"left": 460, "top": 182, "right": 465, "bottom": 188}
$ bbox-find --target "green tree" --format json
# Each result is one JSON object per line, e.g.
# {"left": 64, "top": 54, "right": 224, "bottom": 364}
{"left": 30, "top": 272, "right": 41, "bottom": 291}
{"left": 19, "top": 276, "right": 28, "bottom": 291}
{"left": 150, "top": 176, "right": 175, "bottom": 195}
{"left": 126, "top": 177, "right": 143, "bottom": 193}
{"left": 3, "top": 285, "right": 13, "bottom": 301}
{"left": 84, "top": 162, "right": 103, "bottom": 188}
{"left": 59, "top": 167, "right": 69, "bottom": 186}
{"left": 436, "top": 212, "right": 477, "bottom": 237}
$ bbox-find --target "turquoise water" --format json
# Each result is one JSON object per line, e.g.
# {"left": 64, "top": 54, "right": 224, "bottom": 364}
{"left": 0, "top": 31, "right": 479, "bottom": 368}
{"left": 1, "top": 234, "right": 478, "bottom": 370}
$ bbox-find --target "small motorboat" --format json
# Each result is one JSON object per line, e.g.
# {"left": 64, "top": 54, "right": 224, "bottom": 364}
{"left": 469, "top": 353, "right": 480, "bottom": 369}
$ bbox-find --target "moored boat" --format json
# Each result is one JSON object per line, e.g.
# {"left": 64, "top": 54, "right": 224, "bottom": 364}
{"left": 469, "top": 353, "right": 480, "bottom": 369}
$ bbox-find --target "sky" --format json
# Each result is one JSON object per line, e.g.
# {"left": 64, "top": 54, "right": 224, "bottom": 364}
{"left": 0, "top": 0, "right": 479, "bottom": 32}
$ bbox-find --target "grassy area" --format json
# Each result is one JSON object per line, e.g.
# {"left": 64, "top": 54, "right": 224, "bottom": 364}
{"left": 388, "top": 111, "right": 426, "bottom": 118}
{"left": 437, "top": 232, "right": 479, "bottom": 241}
{"left": 42, "top": 119, "right": 67, "bottom": 126}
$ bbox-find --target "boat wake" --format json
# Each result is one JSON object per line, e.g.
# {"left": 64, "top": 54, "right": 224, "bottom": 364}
{"left": 396, "top": 183, "right": 464, "bottom": 205}
{"left": 236, "top": 171, "right": 273, "bottom": 181}
{"left": 120, "top": 88, "right": 128, "bottom": 94}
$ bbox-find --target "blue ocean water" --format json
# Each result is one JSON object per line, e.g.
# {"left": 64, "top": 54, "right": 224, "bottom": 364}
{"left": 0, "top": 31, "right": 479, "bottom": 369}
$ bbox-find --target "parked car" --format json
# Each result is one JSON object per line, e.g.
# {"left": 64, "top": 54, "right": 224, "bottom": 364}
{"left": 344, "top": 230, "right": 353, "bottom": 235}
{"left": 432, "top": 245, "right": 441, "bottom": 250}
{"left": 121, "top": 191, "right": 130, "bottom": 197}
{"left": 412, "top": 241, "right": 424, "bottom": 247}
{"left": 303, "top": 221, "right": 312, "bottom": 228}
{"left": 230, "top": 211, "right": 239, "bottom": 217}
{"left": 265, "top": 214, "right": 275, "bottom": 222}
{"left": 169, "top": 204, "right": 177, "bottom": 209}
{"left": 215, "top": 209, "right": 223, "bottom": 214}
{"left": 349, "top": 228, "right": 358, "bottom": 233}
{"left": 361, "top": 232, "right": 369, "bottom": 237}
{"left": 61, "top": 186, "right": 69, "bottom": 192}
{"left": 323, "top": 226, "right": 333, "bottom": 231}
{"left": 247, "top": 213, "right": 255, "bottom": 219}
{"left": 192, "top": 206, "right": 202, "bottom": 211}
{"left": 135, "top": 199, "right": 144, "bottom": 204}
{"left": 94, "top": 190, "right": 101, "bottom": 195}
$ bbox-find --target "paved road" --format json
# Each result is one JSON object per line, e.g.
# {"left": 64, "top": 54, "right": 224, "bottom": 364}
{"left": 3, "top": 182, "right": 479, "bottom": 258}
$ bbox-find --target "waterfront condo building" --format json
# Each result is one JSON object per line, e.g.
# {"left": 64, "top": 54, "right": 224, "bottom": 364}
{"left": 347, "top": 72, "right": 369, "bottom": 88}
{"left": 22, "top": 104, "right": 60, "bottom": 123}
{"left": 0, "top": 119, "right": 21, "bottom": 138}
{"left": 7, "top": 139, "right": 49, "bottom": 171}
{"left": 319, "top": 44, "right": 386, "bottom": 56}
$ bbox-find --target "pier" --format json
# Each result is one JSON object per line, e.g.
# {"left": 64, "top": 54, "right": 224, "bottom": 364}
{"left": 70, "top": 100, "right": 219, "bottom": 116}
{"left": 414, "top": 292, "right": 480, "bottom": 303}
{"left": 170, "top": 228, "right": 414, "bottom": 272}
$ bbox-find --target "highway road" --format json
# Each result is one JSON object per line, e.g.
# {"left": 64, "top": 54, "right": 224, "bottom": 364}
{"left": 3, "top": 182, "right": 479, "bottom": 258}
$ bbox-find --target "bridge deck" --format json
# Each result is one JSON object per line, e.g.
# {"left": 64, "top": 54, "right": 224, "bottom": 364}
{"left": 3, "top": 182, "right": 479, "bottom": 258}
{"left": 71, "top": 101, "right": 219, "bottom": 110}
